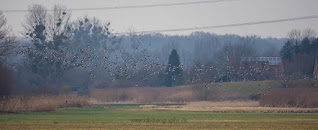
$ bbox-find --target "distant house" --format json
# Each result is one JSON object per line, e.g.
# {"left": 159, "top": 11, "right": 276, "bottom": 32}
{"left": 229, "top": 55, "right": 318, "bottom": 80}
{"left": 241, "top": 57, "right": 283, "bottom": 74}
{"left": 241, "top": 57, "right": 281, "bottom": 66}
{"left": 228, "top": 57, "right": 284, "bottom": 80}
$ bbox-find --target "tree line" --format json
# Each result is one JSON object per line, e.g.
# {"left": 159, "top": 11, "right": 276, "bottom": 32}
{"left": 1, "top": 3, "right": 310, "bottom": 97}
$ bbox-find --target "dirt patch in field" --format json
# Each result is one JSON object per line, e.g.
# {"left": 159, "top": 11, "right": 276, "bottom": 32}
{"left": 186, "top": 101, "right": 259, "bottom": 107}
{"left": 139, "top": 105, "right": 158, "bottom": 108}
{"left": 140, "top": 101, "right": 318, "bottom": 113}
{"left": 162, "top": 106, "right": 318, "bottom": 112}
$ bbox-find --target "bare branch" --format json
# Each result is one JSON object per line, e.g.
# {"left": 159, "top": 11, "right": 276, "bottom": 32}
{"left": 302, "top": 28, "right": 317, "bottom": 41}
{"left": 0, "top": 11, "right": 8, "bottom": 39}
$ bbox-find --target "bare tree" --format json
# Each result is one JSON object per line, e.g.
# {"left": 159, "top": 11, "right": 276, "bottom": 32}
{"left": 0, "top": 11, "right": 9, "bottom": 61}
{"left": 0, "top": 11, "right": 16, "bottom": 65}
{"left": 288, "top": 29, "right": 302, "bottom": 44}
{"left": 221, "top": 36, "right": 256, "bottom": 60}
{"left": 193, "top": 35, "right": 219, "bottom": 64}
{"left": 0, "top": 11, "right": 14, "bottom": 97}
{"left": 302, "top": 28, "right": 317, "bottom": 41}
{"left": 21, "top": 4, "right": 75, "bottom": 92}
{"left": 0, "top": 11, "right": 8, "bottom": 39}
{"left": 288, "top": 28, "right": 317, "bottom": 44}
{"left": 23, "top": 4, "right": 48, "bottom": 43}
{"left": 47, "top": 5, "right": 71, "bottom": 41}
{"left": 212, "top": 36, "right": 257, "bottom": 81}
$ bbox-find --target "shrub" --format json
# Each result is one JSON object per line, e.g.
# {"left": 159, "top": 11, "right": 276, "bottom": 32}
{"left": 91, "top": 86, "right": 220, "bottom": 103}
{"left": 60, "top": 86, "right": 71, "bottom": 95}
{"left": 0, "top": 63, "right": 13, "bottom": 97}
{"left": 249, "top": 93, "right": 261, "bottom": 100}
{"left": 192, "top": 84, "right": 216, "bottom": 101}
{"left": 90, "top": 87, "right": 196, "bottom": 103}
{"left": 260, "top": 88, "right": 318, "bottom": 108}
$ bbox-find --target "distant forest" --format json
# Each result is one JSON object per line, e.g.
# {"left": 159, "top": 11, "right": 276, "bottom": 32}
{"left": 0, "top": 4, "right": 304, "bottom": 96}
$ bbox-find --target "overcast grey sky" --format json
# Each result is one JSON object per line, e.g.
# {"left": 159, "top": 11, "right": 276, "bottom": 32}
{"left": 0, "top": 0, "right": 317, "bottom": 38}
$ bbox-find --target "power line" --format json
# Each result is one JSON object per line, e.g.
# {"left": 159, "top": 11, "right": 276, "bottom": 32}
{"left": 2, "top": 0, "right": 235, "bottom": 13}
{"left": 132, "top": 15, "right": 318, "bottom": 34}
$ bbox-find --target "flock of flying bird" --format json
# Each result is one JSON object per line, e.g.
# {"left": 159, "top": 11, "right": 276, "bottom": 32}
{"left": 11, "top": 37, "right": 289, "bottom": 87}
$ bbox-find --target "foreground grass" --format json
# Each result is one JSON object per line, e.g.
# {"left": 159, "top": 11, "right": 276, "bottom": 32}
{"left": 1, "top": 104, "right": 318, "bottom": 129}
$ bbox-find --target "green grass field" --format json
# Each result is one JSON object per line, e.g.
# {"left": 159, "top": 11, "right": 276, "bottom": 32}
{"left": 1, "top": 104, "right": 318, "bottom": 129}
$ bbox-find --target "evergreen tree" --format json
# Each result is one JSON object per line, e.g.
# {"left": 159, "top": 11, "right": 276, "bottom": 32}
{"left": 300, "top": 37, "right": 310, "bottom": 54}
{"left": 280, "top": 41, "right": 294, "bottom": 61}
{"left": 311, "top": 38, "right": 318, "bottom": 53}
{"left": 294, "top": 44, "right": 300, "bottom": 54}
{"left": 164, "top": 49, "right": 183, "bottom": 87}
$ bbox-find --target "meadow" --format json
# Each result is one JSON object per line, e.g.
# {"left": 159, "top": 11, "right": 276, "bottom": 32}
{"left": 1, "top": 104, "right": 318, "bottom": 129}
{"left": 90, "top": 80, "right": 283, "bottom": 103}
{"left": 1, "top": 80, "right": 318, "bottom": 129}
{"left": 90, "top": 80, "right": 318, "bottom": 105}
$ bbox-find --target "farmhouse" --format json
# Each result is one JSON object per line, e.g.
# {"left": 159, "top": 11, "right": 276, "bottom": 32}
{"left": 230, "top": 55, "right": 318, "bottom": 80}
{"left": 228, "top": 57, "right": 284, "bottom": 81}
{"left": 241, "top": 57, "right": 283, "bottom": 74}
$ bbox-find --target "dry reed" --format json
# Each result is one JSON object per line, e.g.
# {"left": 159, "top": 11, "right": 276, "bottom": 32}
{"left": 90, "top": 86, "right": 246, "bottom": 104}
{"left": 0, "top": 94, "right": 90, "bottom": 112}
{"left": 90, "top": 87, "right": 196, "bottom": 104}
